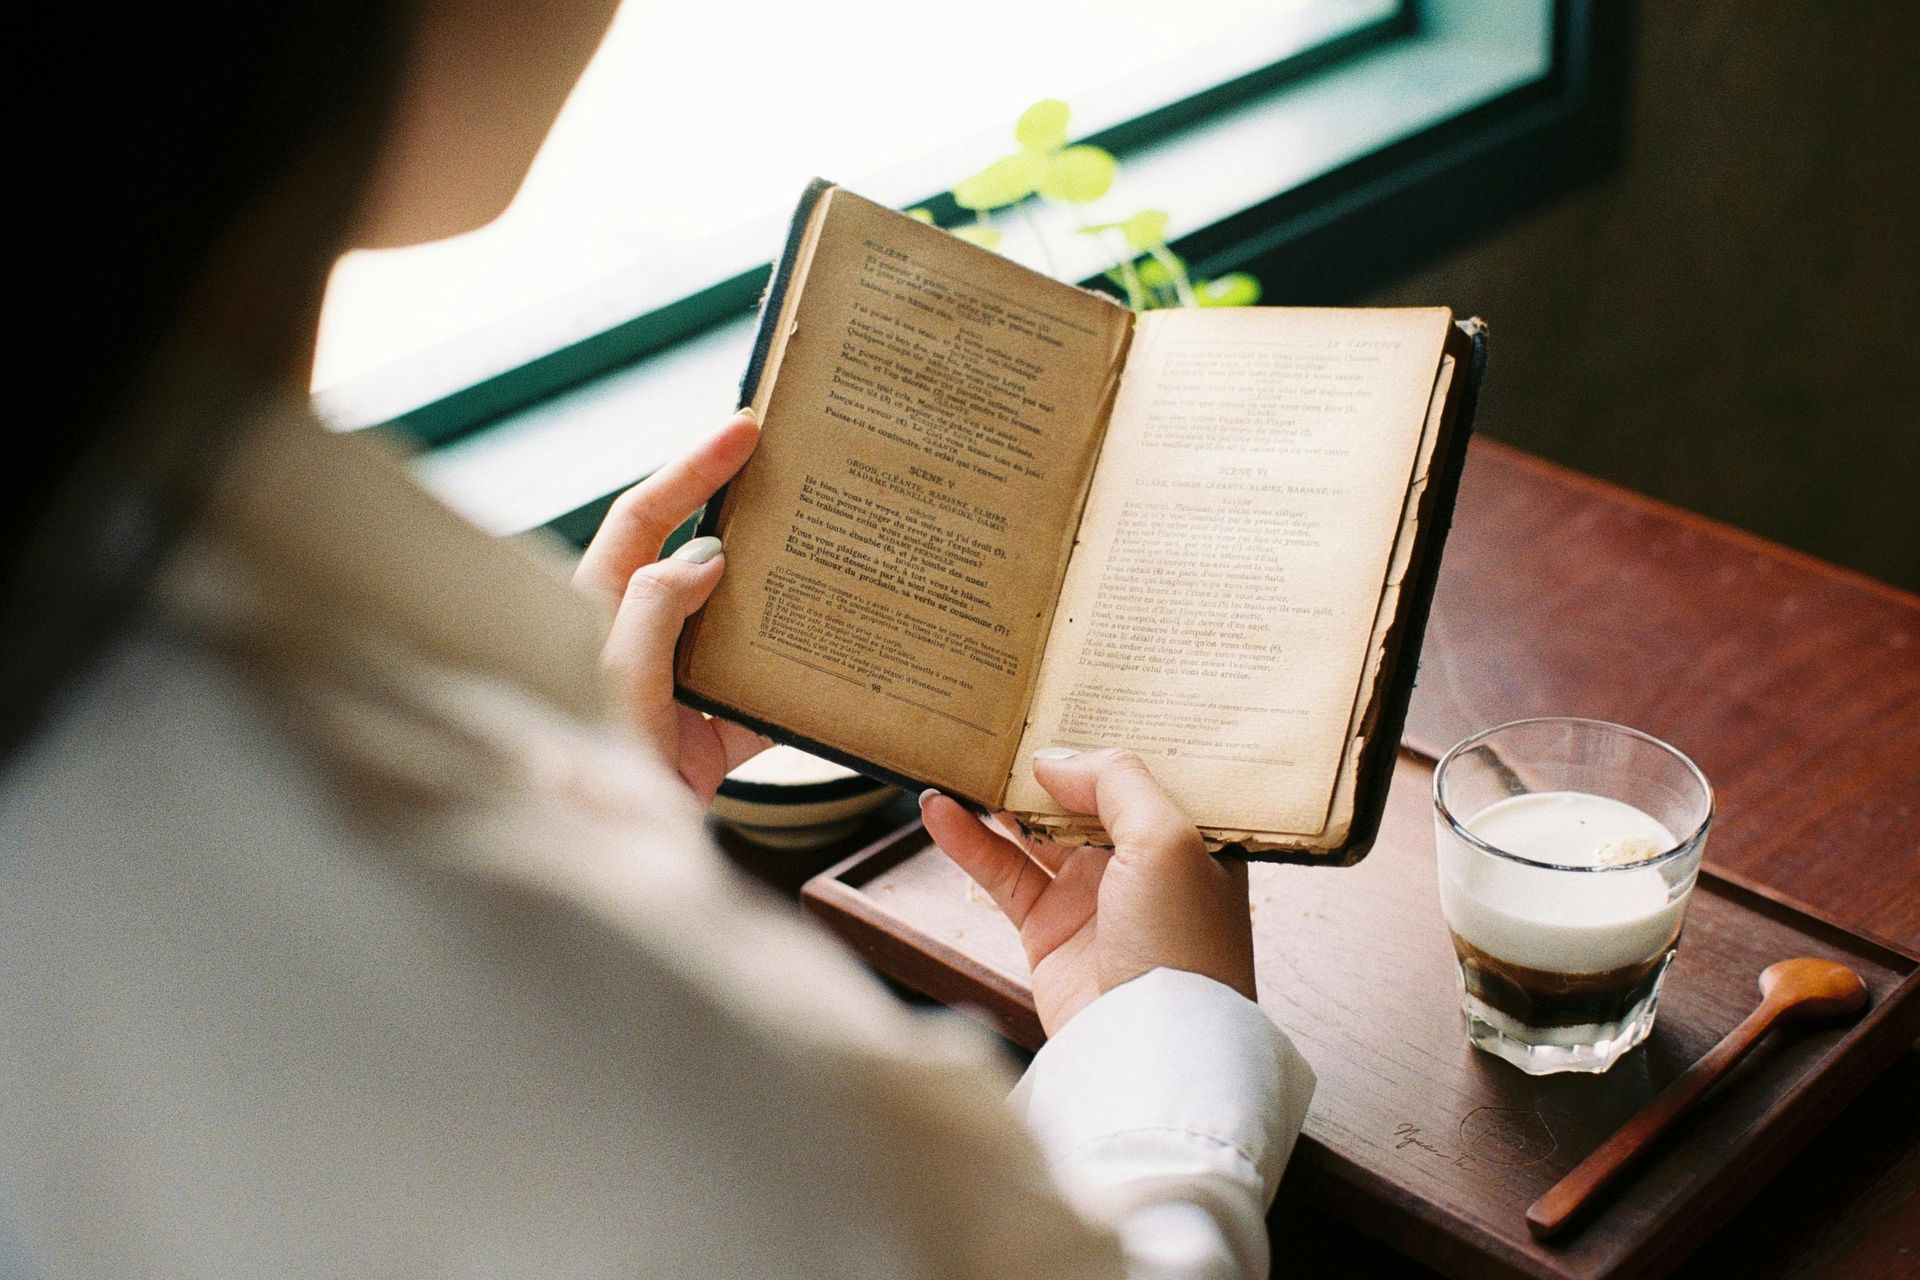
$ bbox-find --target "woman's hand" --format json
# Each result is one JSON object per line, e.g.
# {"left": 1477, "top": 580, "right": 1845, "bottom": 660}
{"left": 920, "top": 748, "right": 1257, "bottom": 1035}
{"left": 573, "top": 409, "right": 771, "bottom": 802}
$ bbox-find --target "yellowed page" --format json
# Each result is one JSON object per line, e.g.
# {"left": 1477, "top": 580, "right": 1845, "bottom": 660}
{"left": 1302, "top": 349, "right": 1457, "bottom": 850}
{"left": 1024, "top": 345, "right": 1458, "bottom": 853}
{"left": 680, "top": 190, "right": 1131, "bottom": 804}
{"left": 1007, "top": 306, "right": 1453, "bottom": 836}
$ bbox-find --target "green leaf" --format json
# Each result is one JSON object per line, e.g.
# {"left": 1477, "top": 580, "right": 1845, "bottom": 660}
{"left": 1136, "top": 252, "right": 1184, "bottom": 290}
{"left": 1083, "top": 211, "right": 1172, "bottom": 252}
{"left": 1195, "top": 272, "right": 1262, "bottom": 308}
{"left": 1038, "top": 145, "right": 1117, "bottom": 204}
{"left": 906, "top": 207, "right": 936, "bottom": 224}
{"left": 952, "top": 150, "right": 1046, "bottom": 210}
{"left": 1119, "top": 209, "right": 1169, "bottom": 251}
{"left": 1015, "top": 99, "right": 1071, "bottom": 152}
{"left": 950, "top": 222, "right": 1004, "bottom": 251}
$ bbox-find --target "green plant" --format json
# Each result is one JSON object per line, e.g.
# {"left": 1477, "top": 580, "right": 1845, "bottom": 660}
{"left": 910, "top": 99, "right": 1260, "bottom": 311}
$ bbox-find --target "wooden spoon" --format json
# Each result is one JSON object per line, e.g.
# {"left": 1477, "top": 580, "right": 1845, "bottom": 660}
{"left": 1526, "top": 957, "right": 1868, "bottom": 1242}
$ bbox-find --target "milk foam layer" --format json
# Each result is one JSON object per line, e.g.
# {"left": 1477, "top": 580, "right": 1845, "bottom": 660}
{"left": 1438, "top": 791, "right": 1682, "bottom": 974}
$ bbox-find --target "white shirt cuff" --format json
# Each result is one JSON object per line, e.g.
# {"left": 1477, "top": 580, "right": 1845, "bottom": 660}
{"left": 1010, "top": 968, "right": 1315, "bottom": 1280}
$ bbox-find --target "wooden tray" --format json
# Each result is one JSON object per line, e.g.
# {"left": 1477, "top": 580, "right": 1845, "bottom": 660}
{"left": 802, "top": 754, "right": 1920, "bottom": 1280}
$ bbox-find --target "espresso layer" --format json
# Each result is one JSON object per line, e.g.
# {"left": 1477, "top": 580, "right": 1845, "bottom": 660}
{"left": 1450, "top": 929, "right": 1679, "bottom": 1028}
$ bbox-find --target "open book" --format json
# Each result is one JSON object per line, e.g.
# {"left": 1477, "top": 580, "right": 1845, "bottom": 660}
{"left": 676, "top": 181, "right": 1486, "bottom": 862}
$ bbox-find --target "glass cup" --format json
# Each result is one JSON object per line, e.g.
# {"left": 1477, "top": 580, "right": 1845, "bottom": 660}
{"left": 1432, "top": 718, "right": 1713, "bottom": 1075}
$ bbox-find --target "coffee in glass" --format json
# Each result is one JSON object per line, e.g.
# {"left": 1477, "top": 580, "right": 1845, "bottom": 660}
{"left": 1433, "top": 720, "right": 1713, "bottom": 1074}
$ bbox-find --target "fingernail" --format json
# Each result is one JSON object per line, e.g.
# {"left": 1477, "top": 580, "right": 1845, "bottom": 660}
{"left": 918, "top": 788, "right": 942, "bottom": 805}
{"left": 670, "top": 536, "right": 724, "bottom": 564}
{"left": 1033, "top": 746, "right": 1080, "bottom": 760}
{"left": 733, "top": 405, "right": 760, "bottom": 425}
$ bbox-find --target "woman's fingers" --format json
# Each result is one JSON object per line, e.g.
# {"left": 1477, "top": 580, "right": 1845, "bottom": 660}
{"left": 1028, "top": 747, "right": 1206, "bottom": 867}
{"left": 574, "top": 411, "right": 769, "bottom": 789}
{"left": 980, "top": 811, "right": 1074, "bottom": 874}
{"left": 1031, "top": 746, "right": 1256, "bottom": 1002}
{"left": 920, "top": 791, "right": 1049, "bottom": 928}
{"left": 671, "top": 705, "right": 772, "bottom": 803}
{"left": 709, "top": 716, "right": 773, "bottom": 775}
{"left": 600, "top": 538, "right": 727, "bottom": 747}
{"left": 574, "top": 410, "right": 760, "bottom": 600}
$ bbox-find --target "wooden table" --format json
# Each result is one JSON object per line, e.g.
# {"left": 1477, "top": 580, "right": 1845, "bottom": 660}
{"left": 731, "top": 440, "right": 1920, "bottom": 1278}
{"left": 1402, "top": 443, "right": 1919, "bottom": 956}
{"left": 1302, "top": 441, "right": 1920, "bottom": 1277}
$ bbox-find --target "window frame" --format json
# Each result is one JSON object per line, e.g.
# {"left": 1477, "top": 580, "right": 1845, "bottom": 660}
{"left": 323, "top": 1, "right": 1417, "bottom": 447}
{"left": 352, "top": 0, "right": 1628, "bottom": 545}
{"left": 1182, "top": 0, "right": 1629, "bottom": 302}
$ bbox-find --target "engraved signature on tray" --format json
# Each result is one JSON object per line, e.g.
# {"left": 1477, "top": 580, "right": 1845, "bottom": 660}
{"left": 1391, "top": 1107, "right": 1560, "bottom": 1189}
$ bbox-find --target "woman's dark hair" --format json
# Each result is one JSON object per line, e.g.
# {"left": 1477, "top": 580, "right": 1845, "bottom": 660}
{"left": 7, "top": 5, "right": 409, "bottom": 759}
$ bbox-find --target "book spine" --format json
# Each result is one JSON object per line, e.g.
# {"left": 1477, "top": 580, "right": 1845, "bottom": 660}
{"left": 693, "top": 177, "right": 835, "bottom": 545}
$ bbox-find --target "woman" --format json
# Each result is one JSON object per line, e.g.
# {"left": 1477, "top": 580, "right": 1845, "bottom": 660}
{"left": 3, "top": 3, "right": 1313, "bottom": 1276}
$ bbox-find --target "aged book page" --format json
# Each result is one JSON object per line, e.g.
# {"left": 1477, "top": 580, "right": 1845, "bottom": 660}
{"left": 678, "top": 190, "right": 1132, "bottom": 803}
{"left": 1006, "top": 306, "right": 1455, "bottom": 839}
{"left": 1305, "top": 346, "right": 1459, "bottom": 849}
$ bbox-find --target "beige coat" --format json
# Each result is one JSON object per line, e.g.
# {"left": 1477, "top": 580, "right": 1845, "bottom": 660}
{"left": 0, "top": 407, "right": 1309, "bottom": 1278}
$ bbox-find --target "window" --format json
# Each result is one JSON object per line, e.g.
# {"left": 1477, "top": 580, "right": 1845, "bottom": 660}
{"left": 316, "top": 0, "right": 1399, "bottom": 410}
{"left": 314, "top": 0, "right": 1620, "bottom": 543}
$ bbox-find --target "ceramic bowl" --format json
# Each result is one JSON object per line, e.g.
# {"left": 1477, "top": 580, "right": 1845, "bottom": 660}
{"left": 713, "top": 745, "right": 897, "bottom": 849}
